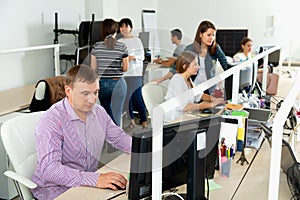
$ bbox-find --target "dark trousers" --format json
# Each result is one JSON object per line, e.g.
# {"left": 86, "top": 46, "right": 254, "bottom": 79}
{"left": 99, "top": 78, "right": 127, "bottom": 127}
{"left": 124, "top": 76, "right": 147, "bottom": 123}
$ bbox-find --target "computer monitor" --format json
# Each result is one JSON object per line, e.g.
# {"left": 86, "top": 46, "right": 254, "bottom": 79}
{"left": 76, "top": 20, "right": 103, "bottom": 65}
{"left": 128, "top": 115, "right": 222, "bottom": 200}
{"left": 216, "top": 29, "right": 248, "bottom": 58}
{"left": 139, "top": 31, "right": 150, "bottom": 52}
{"left": 78, "top": 21, "right": 103, "bottom": 47}
{"left": 75, "top": 46, "right": 91, "bottom": 65}
{"left": 224, "top": 61, "right": 258, "bottom": 101}
{"left": 257, "top": 46, "right": 280, "bottom": 67}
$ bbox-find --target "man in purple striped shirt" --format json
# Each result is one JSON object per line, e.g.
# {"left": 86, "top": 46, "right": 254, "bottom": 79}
{"left": 31, "top": 65, "right": 132, "bottom": 200}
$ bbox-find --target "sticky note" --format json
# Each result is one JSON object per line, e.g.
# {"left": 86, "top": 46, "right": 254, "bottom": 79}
{"left": 237, "top": 127, "right": 245, "bottom": 141}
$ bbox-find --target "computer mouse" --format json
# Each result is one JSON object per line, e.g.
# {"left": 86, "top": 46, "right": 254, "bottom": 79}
{"left": 202, "top": 109, "right": 212, "bottom": 114}
{"left": 112, "top": 183, "right": 126, "bottom": 190}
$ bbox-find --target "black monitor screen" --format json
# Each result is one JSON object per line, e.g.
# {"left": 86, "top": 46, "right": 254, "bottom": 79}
{"left": 257, "top": 46, "right": 280, "bottom": 67}
{"left": 78, "top": 21, "right": 103, "bottom": 47}
{"left": 128, "top": 115, "right": 222, "bottom": 200}
{"left": 75, "top": 46, "right": 91, "bottom": 65}
{"left": 224, "top": 62, "right": 257, "bottom": 101}
{"left": 216, "top": 29, "right": 248, "bottom": 58}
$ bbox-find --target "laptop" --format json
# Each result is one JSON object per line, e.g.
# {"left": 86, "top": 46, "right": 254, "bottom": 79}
{"left": 244, "top": 107, "right": 272, "bottom": 125}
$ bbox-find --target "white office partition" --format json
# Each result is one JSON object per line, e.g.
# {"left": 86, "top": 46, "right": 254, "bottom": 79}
{"left": 152, "top": 46, "right": 281, "bottom": 199}
{"left": 0, "top": 43, "right": 71, "bottom": 76}
{"left": 268, "top": 71, "right": 300, "bottom": 200}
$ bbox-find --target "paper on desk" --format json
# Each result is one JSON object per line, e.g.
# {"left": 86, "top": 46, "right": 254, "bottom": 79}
{"left": 247, "top": 129, "right": 262, "bottom": 140}
{"left": 219, "top": 122, "right": 238, "bottom": 147}
{"left": 246, "top": 132, "right": 264, "bottom": 150}
{"left": 205, "top": 180, "right": 223, "bottom": 191}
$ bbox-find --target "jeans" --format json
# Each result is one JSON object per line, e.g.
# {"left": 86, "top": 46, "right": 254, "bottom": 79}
{"left": 124, "top": 76, "right": 147, "bottom": 123}
{"left": 99, "top": 78, "right": 127, "bottom": 127}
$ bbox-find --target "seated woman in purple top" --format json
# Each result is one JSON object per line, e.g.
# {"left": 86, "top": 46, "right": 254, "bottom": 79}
{"left": 31, "top": 65, "right": 132, "bottom": 200}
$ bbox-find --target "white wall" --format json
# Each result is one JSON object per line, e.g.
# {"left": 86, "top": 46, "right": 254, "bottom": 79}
{"left": 1, "top": 0, "right": 299, "bottom": 91}
{"left": 85, "top": 0, "right": 103, "bottom": 20}
{"left": 156, "top": 0, "right": 298, "bottom": 60}
{"left": 0, "top": 0, "right": 85, "bottom": 91}
{"left": 99, "top": 0, "right": 300, "bottom": 60}
{"left": 117, "top": 0, "right": 158, "bottom": 33}
{"left": 84, "top": 0, "right": 158, "bottom": 36}
{"left": 274, "top": 0, "right": 300, "bottom": 60}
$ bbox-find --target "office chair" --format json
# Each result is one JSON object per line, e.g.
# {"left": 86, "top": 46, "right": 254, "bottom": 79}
{"left": 29, "top": 76, "right": 66, "bottom": 112}
{"left": 141, "top": 82, "right": 168, "bottom": 118}
{"left": 260, "top": 123, "right": 300, "bottom": 199}
{"left": 1, "top": 111, "right": 45, "bottom": 200}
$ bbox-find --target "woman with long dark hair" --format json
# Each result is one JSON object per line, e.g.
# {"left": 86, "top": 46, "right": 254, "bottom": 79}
{"left": 233, "top": 37, "right": 254, "bottom": 62}
{"left": 165, "top": 51, "right": 224, "bottom": 112}
{"left": 185, "top": 20, "right": 228, "bottom": 94}
{"left": 91, "top": 18, "right": 129, "bottom": 127}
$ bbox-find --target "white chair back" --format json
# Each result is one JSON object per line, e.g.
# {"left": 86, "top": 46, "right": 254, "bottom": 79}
{"left": 142, "top": 82, "right": 168, "bottom": 117}
{"left": 1, "top": 111, "right": 44, "bottom": 200}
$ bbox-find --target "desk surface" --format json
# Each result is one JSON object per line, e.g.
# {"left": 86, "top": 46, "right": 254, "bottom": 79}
{"left": 56, "top": 143, "right": 293, "bottom": 200}
{"left": 146, "top": 63, "right": 173, "bottom": 71}
{"left": 55, "top": 111, "right": 262, "bottom": 200}
{"left": 144, "top": 63, "right": 171, "bottom": 84}
{"left": 0, "top": 84, "right": 35, "bottom": 116}
{"left": 145, "top": 63, "right": 161, "bottom": 71}
{"left": 55, "top": 154, "right": 130, "bottom": 200}
{"left": 55, "top": 147, "right": 266, "bottom": 200}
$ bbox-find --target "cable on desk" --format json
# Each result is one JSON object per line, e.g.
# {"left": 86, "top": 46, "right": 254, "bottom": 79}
{"left": 105, "top": 191, "right": 126, "bottom": 200}
{"left": 162, "top": 192, "right": 185, "bottom": 200}
{"left": 206, "top": 170, "right": 210, "bottom": 200}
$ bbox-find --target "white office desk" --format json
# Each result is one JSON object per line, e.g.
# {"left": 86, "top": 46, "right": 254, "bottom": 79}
{"left": 55, "top": 110, "right": 262, "bottom": 200}
{"left": 55, "top": 153, "right": 130, "bottom": 200}
{"left": 55, "top": 145, "right": 263, "bottom": 200}
{"left": 0, "top": 84, "right": 35, "bottom": 116}
{"left": 144, "top": 63, "right": 171, "bottom": 83}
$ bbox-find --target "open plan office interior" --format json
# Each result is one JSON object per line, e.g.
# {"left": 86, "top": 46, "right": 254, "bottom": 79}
{"left": 1, "top": 0, "right": 300, "bottom": 199}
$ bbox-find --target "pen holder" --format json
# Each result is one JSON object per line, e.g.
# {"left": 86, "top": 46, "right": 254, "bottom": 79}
{"left": 219, "top": 156, "right": 232, "bottom": 177}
